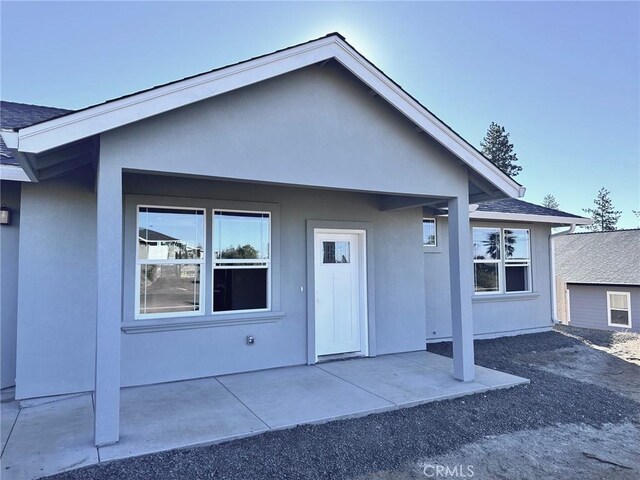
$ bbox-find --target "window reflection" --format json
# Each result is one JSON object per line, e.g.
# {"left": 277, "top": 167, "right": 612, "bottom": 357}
{"left": 138, "top": 208, "right": 204, "bottom": 260}
{"left": 423, "top": 219, "right": 436, "bottom": 246}
{"left": 323, "top": 241, "right": 350, "bottom": 264}
{"left": 473, "top": 228, "right": 501, "bottom": 260}
{"left": 139, "top": 264, "right": 200, "bottom": 314}
{"left": 214, "top": 211, "right": 270, "bottom": 260}
{"left": 504, "top": 229, "right": 530, "bottom": 260}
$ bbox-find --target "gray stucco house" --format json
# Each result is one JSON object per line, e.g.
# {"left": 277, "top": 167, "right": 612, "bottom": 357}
{"left": 0, "top": 33, "right": 591, "bottom": 446}
{"left": 555, "top": 229, "right": 640, "bottom": 333}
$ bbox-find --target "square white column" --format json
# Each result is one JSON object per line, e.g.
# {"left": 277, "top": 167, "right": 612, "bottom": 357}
{"left": 94, "top": 161, "right": 122, "bottom": 446}
{"left": 448, "top": 196, "right": 475, "bottom": 381}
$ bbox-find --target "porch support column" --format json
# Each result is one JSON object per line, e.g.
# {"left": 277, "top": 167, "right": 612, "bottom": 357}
{"left": 447, "top": 196, "right": 475, "bottom": 381}
{"left": 94, "top": 161, "right": 122, "bottom": 446}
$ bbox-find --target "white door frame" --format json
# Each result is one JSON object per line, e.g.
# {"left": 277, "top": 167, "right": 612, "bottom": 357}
{"left": 310, "top": 227, "right": 369, "bottom": 362}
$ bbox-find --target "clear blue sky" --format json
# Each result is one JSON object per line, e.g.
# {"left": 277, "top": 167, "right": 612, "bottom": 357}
{"left": 2, "top": 1, "right": 638, "bottom": 228}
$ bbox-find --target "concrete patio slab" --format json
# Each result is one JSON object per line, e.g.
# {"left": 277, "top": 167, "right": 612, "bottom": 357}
{"left": 1, "top": 400, "right": 20, "bottom": 454}
{"left": 1, "top": 352, "right": 529, "bottom": 479}
{"left": 218, "top": 365, "right": 394, "bottom": 428}
{"left": 99, "top": 377, "right": 269, "bottom": 462}
{"left": 0, "top": 394, "right": 97, "bottom": 480}
{"left": 398, "top": 351, "right": 528, "bottom": 389}
{"left": 318, "top": 355, "right": 489, "bottom": 407}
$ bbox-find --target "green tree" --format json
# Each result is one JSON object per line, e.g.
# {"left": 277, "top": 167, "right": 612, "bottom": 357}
{"left": 220, "top": 244, "right": 259, "bottom": 259}
{"left": 542, "top": 194, "right": 559, "bottom": 210}
{"left": 480, "top": 122, "right": 523, "bottom": 177}
{"left": 582, "top": 188, "right": 621, "bottom": 232}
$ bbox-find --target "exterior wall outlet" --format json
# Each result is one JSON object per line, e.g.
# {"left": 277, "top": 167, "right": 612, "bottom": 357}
{"left": 246, "top": 335, "right": 255, "bottom": 345}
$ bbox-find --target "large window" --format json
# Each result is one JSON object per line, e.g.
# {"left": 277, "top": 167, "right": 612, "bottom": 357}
{"left": 473, "top": 227, "right": 531, "bottom": 294}
{"left": 137, "top": 207, "right": 205, "bottom": 317}
{"left": 423, "top": 218, "right": 437, "bottom": 247}
{"left": 213, "top": 210, "right": 270, "bottom": 313}
{"left": 607, "top": 292, "right": 632, "bottom": 327}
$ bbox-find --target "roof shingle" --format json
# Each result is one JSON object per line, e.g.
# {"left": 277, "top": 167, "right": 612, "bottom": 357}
{"left": 555, "top": 229, "right": 640, "bottom": 285}
{"left": 476, "top": 197, "right": 583, "bottom": 219}
{"left": 1, "top": 101, "right": 71, "bottom": 165}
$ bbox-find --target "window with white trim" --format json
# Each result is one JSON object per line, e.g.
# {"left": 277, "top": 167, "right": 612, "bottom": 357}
{"left": 423, "top": 218, "right": 437, "bottom": 246}
{"left": 472, "top": 227, "right": 531, "bottom": 294}
{"left": 607, "top": 291, "right": 632, "bottom": 327}
{"left": 137, "top": 207, "right": 205, "bottom": 317}
{"left": 213, "top": 210, "right": 271, "bottom": 313}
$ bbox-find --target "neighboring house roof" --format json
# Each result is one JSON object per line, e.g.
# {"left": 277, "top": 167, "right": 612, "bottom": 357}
{"left": 1, "top": 101, "right": 71, "bottom": 166}
{"left": 138, "top": 229, "right": 178, "bottom": 242}
{"left": 555, "top": 229, "right": 640, "bottom": 285}
{"left": 0, "top": 33, "right": 523, "bottom": 198}
{"left": 470, "top": 198, "right": 592, "bottom": 225}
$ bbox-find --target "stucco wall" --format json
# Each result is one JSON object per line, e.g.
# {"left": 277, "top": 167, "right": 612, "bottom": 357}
{"left": 1, "top": 180, "right": 21, "bottom": 389}
{"left": 567, "top": 284, "right": 639, "bottom": 333}
{"left": 119, "top": 175, "right": 427, "bottom": 386}
{"left": 15, "top": 170, "right": 97, "bottom": 399}
{"left": 425, "top": 219, "right": 554, "bottom": 341}
{"left": 15, "top": 172, "right": 427, "bottom": 397}
{"left": 100, "top": 61, "right": 467, "bottom": 199}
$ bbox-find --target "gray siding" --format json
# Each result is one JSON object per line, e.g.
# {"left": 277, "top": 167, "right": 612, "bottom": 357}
{"left": 425, "top": 220, "right": 554, "bottom": 341}
{"left": 568, "top": 284, "right": 640, "bottom": 333}
{"left": 1, "top": 180, "right": 21, "bottom": 388}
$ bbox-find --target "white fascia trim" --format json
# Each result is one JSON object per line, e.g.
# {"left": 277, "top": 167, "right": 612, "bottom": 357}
{"left": 1, "top": 130, "right": 18, "bottom": 149}
{"left": 469, "top": 211, "right": 593, "bottom": 225}
{"left": 14, "top": 35, "right": 522, "bottom": 197}
{"left": 0, "top": 164, "right": 31, "bottom": 182}
{"left": 330, "top": 39, "right": 523, "bottom": 198}
{"left": 16, "top": 36, "right": 338, "bottom": 154}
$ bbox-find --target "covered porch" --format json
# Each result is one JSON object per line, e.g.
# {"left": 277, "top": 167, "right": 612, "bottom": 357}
{"left": 0, "top": 351, "right": 527, "bottom": 480}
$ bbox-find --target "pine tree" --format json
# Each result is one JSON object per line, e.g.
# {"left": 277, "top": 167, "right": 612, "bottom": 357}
{"left": 480, "top": 122, "right": 523, "bottom": 177}
{"left": 542, "top": 194, "right": 559, "bottom": 210}
{"left": 582, "top": 188, "right": 621, "bottom": 232}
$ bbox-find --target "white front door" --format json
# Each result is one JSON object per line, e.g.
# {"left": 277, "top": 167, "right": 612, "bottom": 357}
{"left": 314, "top": 231, "right": 363, "bottom": 356}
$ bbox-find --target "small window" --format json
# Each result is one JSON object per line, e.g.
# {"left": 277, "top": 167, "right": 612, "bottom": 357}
{"left": 473, "top": 227, "right": 501, "bottom": 293}
{"left": 607, "top": 292, "right": 632, "bottom": 327}
{"left": 213, "top": 211, "right": 270, "bottom": 313}
{"left": 323, "top": 241, "right": 350, "bottom": 264}
{"left": 504, "top": 229, "right": 531, "bottom": 293}
{"left": 472, "top": 227, "right": 531, "bottom": 295}
{"left": 423, "top": 218, "right": 437, "bottom": 246}
{"left": 137, "top": 207, "right": 205, "bottom": 317}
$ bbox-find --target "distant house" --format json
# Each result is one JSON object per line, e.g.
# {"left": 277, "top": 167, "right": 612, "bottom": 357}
{"left": 555, "top": 229, "right": 640, "bottom": 333}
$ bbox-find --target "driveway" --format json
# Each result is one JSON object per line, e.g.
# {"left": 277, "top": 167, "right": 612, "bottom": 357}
{"left": 43, "top": 326, "right": 640, "bottom": 479}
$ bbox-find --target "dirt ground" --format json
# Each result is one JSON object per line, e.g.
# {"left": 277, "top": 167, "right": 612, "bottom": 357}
{"left": 363, "top": 422, "right": 640, "bottom": 480}
{"left": 517, "top": 328, "right": 640, "bottom": 402}
{"left": 380, "top": 326, "right": 640, "bottom": 480}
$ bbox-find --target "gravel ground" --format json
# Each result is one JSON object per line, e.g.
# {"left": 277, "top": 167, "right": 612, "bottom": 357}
{"left": 46, "top": 327, "right": 640, "bottom": 480}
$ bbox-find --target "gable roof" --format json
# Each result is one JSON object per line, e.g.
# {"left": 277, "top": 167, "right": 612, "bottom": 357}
{"left": 1, "top": 33, "right": 523, "bottom": 198}
{"left": 555, "top": 229, "right": 640, "bottom": 285}
{"left": 1, "top": 101, "right": 71, "bottom": 166}
{"left": 470, "top": 198, "right": 592, "bottom": 225}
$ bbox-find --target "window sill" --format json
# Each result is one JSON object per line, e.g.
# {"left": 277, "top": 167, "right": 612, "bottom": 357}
{"left": 472, "top": 292, "right": 540, "bottom": 303}
{"left": 423, "top": 246, "right": 443, "bottom": 254}
{"left": 122, "top": 311, "right": 285, "bottom": 334}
